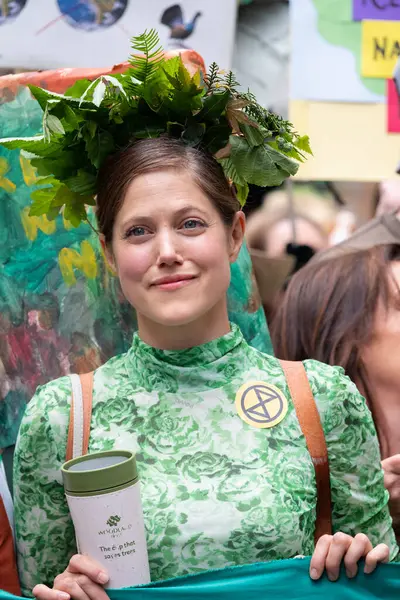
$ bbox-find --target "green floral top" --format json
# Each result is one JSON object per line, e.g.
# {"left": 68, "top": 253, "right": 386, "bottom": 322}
{"left": 14, "top": 325, "right": 398, "bottom": 596}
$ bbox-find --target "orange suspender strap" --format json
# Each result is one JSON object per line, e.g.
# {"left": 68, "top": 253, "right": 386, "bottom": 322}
{"left": 279, "top": 359, "right": 332, "bottom": 544}
{"left": 66, "top": 372, "right": 94, "bottom": 462}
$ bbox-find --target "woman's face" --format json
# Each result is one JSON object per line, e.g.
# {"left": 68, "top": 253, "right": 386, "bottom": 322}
{"left": 362, "top": 262, "right": 400, "bottom": 390}
{"left": 104, "top": 170, "right": 244, "bottom": 336}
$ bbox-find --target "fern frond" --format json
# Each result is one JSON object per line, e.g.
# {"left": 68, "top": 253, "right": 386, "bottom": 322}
{"left": 205, "top": 62, "right": 222, "bottom": 92}
{"left": 223, "top": 71, "right": 240, "bottom": 92}
{"left": 128, "top": 29, "right": 164, "bottom": 85}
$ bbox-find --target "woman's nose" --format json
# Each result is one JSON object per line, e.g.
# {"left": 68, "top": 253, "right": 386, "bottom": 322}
{"left": 156, "top": 230, "right": 183, "bottom": 266}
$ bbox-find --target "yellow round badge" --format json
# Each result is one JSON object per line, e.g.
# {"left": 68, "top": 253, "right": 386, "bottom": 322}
{"left": 235, "top": 381, "right": 288, "bottom": 429}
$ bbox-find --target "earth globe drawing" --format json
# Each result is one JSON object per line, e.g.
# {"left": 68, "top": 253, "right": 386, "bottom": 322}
{"left": 57, "top": 0, "right": 128, "bottom": 31}
{"left": 0, "top": 0, "right": 27, "bottom": 26}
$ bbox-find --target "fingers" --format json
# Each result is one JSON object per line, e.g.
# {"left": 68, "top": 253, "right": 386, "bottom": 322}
{"left": 364, "top": 544, "right": 390, "bottom": 575}
{"left": 46, "top": 555, "right": 110, "bottom": 600}
{"left": 325, "top": 532, "right": 353, "bottom": 581}
{"left": 310, "top": 534, "right": 333, "bottom": 580}
{"left": 54, "top": 578, "right": 106, "bottom": 600}
{"left": 382, "top": 454, "right": 400, "bottom": 475}
{"left": 310, "top": 532, "right": 388, "bottom": 583}
{"left": 33, "top": 584, "right": 70, "bottom": 600}
{"left": 67, "top": 554, "right": 109, "bottom": 585}
{"left": 343, "top": 533, "right": 373, "bottom": 578}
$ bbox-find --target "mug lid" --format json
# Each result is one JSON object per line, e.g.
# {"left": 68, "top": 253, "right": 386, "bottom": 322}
{"left": 62, "top": 450, "right": 138, "bottom": 494}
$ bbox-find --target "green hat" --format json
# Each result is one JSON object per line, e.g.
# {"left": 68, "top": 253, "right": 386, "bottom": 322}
{"left": 0, "top": 30, "right": 311, "bottom": 228}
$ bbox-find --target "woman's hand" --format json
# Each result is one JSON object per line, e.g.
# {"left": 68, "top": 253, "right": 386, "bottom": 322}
{"left": 382, "top": 454, "right": 400, "bottom": 529}
{"left": 33, "top": 554, "right": 109, "bottom": 600}
{"left": 310, "top": 532, "right": 389, "bottom": 581}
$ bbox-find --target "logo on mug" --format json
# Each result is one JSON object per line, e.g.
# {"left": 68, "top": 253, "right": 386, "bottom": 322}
{"left": 107, "top": 515, "right": 121, "bottom": 527}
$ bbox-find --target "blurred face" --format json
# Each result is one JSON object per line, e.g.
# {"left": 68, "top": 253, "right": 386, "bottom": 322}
{"left": 265, "top": 217, "right": 327, "bottom": 257}
{"left": 361, "top": 262, "right": 400, "bottom": 390}
{"left": 104, "top": 170, "right": 244, "bottom": 344}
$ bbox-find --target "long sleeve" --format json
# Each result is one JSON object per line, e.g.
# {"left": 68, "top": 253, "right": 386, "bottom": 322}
{"left": 311, "top": 365, "right": 399, "bottom": 561}
{"left": 13, "top": 378, "right": 76, "bottom": 597}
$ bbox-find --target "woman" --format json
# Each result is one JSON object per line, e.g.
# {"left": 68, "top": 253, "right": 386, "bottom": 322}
{"left": 12, "top": 139, "right": 397, "bottom": 600}
{"left": 271, "top": 244, "right": 400, "bottom": 537}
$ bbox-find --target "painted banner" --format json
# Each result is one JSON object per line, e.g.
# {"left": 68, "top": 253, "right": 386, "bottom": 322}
{"left": 353, "top": 0, "right": 400, "bottom": 21}
{"left": 291, "top": 0, "right": 385, "bottom": 103}
{"left": 387, "top": 77, "right": 400, "bottom": 131}
{"left": 361, "top": 19, "right": 400, "bottom": 78}
{"left": 0, "top": 58, "right": 273, "bottom": 450}
{"left": 0, "top": 0, "right": 237, "bottom": 70}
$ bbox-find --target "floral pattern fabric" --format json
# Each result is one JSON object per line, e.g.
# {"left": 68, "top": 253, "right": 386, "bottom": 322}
{"left": 13, "top": 324, "right": 398, "bottom": 596}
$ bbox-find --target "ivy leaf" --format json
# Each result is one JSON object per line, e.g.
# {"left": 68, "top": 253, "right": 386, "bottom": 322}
{"left": 85, "top": 130, "right": 115, "bottom": 169}
{"left": 294, "top": 134, "right": 313, "bottom": 155}
{"left": 202, "top": 123, "right": 231, "bottom": 155}
{"left": 240, "top": 123, "right": 265, "bottom": 148}
{"left": 86, "top": 121, "right": 98, "bottom": 139}
{"left": 46, "top": 115, "right": 65, "bottom": 136}
{"left": 181, "top": 123, "right": 206, "bottom": 146}
{"left": 230, "top": 135, "right": 298, "bottom": 187}
{"left": 235, "top": 181, "right": 249, "bottom": 206}
{"left": 0, "top": 136, "right": 62, "bottom": 156}
{"left": 64, "top": 198, "right": 88, "bottom": 228}
{"left": 63, "top": 105, "right": 83, "bottom": 130}
{"left": 28, "top": 84, "right": 93, "bottom": 110}
{"left": 30, "top": 151, "right": 79, "bottom": 179}
{"left": 265, "top": 145, "right": 299, "bottom": 176}
{"left": 102, "top": 75, "right": 128, "bottom": 98}
{"left": 29, "top": 187, "right": 58, "bottom": 216}
{"left": 64, "top": 78, "right": 94, "bottom": 99}
{"left": 218, "top": 156, "right": 246, "bottom": 186}
{"left": 64, "top": 169, "right": 97, "bottom": 194}
{"left": 92, "top": 81, "right": 107, "bottom": 107}
{"left": 197, "top": 91, "right": 230, "bottom": 121}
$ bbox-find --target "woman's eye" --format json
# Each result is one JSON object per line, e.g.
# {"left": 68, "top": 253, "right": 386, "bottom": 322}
{"left": 182, "top": 219, "right": 204, "bottom": 230}
{"left": 125, "top": 226, "right": 148, "bottom": 238}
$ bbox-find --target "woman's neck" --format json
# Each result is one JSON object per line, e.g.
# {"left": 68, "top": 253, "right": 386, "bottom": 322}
{"left": 362, "top": 379, "right": 400, "bottom": 459}
{"left": 137, "top": 302, "right": 231, "bottom": 350}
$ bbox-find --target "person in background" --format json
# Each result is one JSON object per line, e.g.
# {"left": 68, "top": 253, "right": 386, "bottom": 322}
{"left": 0, "top": 450, "right": 21, "bottom": 595}
{"left": 376, "top": 180, "right": 400, "bottom": 217}
{"left": 246, "top": 187, "right": 335, "bottom": 260}
{"left": 271, "top": 243, "right": 400, "bottom": 541}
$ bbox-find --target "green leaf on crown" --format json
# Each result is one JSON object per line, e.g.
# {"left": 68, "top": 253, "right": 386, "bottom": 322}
{"left": 0, "top": 29, "right": 311, "bottom": 227}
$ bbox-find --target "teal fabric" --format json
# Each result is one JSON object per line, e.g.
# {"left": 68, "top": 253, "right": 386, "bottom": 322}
{"left": 1, "top": 558, "right": 400, "bottom": 599}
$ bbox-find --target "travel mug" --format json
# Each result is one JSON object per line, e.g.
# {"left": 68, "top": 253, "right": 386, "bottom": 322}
{"left": 62, "top": 450, "right": 150, "bottom": 588}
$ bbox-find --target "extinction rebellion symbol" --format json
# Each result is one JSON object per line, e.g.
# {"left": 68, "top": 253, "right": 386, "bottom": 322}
{"left": 235, "top": 381, "right": 288, "bottom": 429}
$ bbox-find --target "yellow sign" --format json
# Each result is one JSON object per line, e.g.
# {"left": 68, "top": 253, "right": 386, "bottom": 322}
{"left": 235, "top": 381, "right": 288, "bottom": 429}
{"left": 361, "top": 20, "right": 400, "bottom": 79}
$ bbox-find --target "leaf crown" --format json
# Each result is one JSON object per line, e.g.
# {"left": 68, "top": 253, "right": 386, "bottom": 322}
{"left": 0, "top": 29, "right": 312, "bottom": 227}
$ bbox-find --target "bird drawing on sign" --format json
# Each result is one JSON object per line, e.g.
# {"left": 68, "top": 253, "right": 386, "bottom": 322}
{"left": 161, "top": 4, "right": 202, "bottom": 48}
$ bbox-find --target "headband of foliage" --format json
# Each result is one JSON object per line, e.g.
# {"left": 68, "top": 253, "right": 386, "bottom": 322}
{"left": 0, "top": 30, "right": 312, "bottom": 228}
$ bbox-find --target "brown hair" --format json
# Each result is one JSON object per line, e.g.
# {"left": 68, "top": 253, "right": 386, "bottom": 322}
{"left": 271, "top": 244, "right": 400, "bottom": 406}
{"left": 96, "top": 137, "right": 240, "bottom": 243}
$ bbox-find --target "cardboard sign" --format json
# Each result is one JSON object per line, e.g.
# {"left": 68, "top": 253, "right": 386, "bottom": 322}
{"left": 362, "top": 19, "right": 400, "bottom": 78}
{"left": 387, "top": 78, "right": 400, "bottom": 131}
{"left": 354, "top": 0, "right": 400, "bottom": 21}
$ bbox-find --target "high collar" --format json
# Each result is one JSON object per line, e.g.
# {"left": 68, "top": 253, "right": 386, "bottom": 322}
{"left": 124, "top": 323, "right": 245, "bottom": 393}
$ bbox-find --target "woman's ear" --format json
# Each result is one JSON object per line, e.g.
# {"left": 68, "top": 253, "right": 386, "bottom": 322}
{"left": 100, "top": 235, "right": 117, "bottom": 275}
{"left": 229, "top": 211, "right": 246, "bottom": 263}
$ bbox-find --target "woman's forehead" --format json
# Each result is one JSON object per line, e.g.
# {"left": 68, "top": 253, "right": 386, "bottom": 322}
{"left": 117, "top": 172, "right": 214, "bottom": 220}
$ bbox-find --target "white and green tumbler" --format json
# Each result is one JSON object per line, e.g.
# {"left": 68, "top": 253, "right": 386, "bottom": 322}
{"left": 62, "top": 450, "right": 150, "bottom": 588}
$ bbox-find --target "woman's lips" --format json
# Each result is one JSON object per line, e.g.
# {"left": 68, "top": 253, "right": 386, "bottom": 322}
{"left": 152, "top": 275, "right": 197, "bottom": 291}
